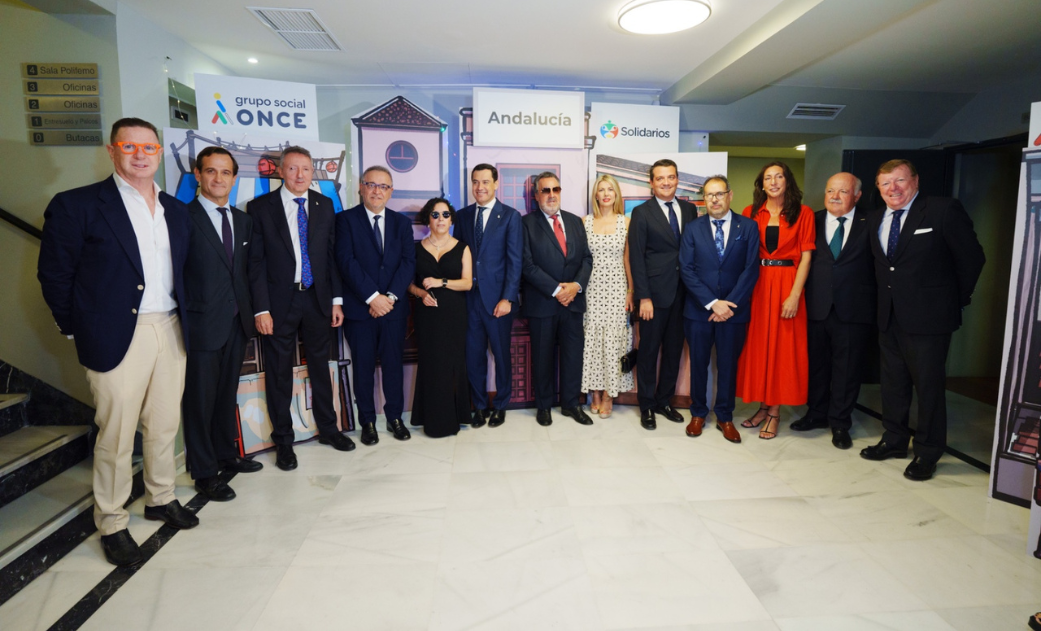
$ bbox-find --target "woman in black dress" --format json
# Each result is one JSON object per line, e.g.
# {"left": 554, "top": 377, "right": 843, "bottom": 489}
{"left": 407, "top": 198, "right": 473, "bottom": 437}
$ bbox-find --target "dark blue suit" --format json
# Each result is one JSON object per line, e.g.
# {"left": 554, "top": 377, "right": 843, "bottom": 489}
{"left": 38, "top": 176, "right": 191, "bottom": 372}
{"left": 679, "top": 211, "right": 760, "bottom": 422}
{"left": 335, "top": 204, "right": 416, "bottom": 424}
{"left": 455, "top": 200, "right": 522, "bottom": 410}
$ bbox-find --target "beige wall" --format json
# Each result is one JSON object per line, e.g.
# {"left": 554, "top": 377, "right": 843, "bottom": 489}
{"left": 726, "top": 156, "right": 806, "bottom": 214}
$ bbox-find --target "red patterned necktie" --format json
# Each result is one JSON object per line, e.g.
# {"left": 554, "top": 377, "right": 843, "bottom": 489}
{"left": 552, "top": 214, "right": 567, "bottom": 256}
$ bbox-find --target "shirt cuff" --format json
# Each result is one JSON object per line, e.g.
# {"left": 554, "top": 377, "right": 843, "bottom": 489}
{"left": 332, "top": 297, "right": 343, "bottom": 306}
{"left": 364, "top": 292, "right": 379, "bottom": 305}
{"left": 705, "top": 299, "right": 717, "bottom": 310}
{"left": 254, "top": 310, "right": 270, "bottom": 317}
{"left": 551, "top": 285, "right": 561, "bottom": 297}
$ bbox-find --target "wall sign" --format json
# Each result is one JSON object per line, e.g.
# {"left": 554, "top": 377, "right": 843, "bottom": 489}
{"left": 22, "top": 63, "right": 102, "bottom": 146}
{"left": 473, "top": 88, "right": 585, "bottom": 149}
{"left": 590, "top": 102, "right": 680, "bottom": 154}
{"left": 195, "top": 73, "right": 320, "bottom": 141}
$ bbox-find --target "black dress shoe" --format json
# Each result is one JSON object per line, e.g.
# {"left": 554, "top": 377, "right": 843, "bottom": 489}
{"left": 319, "top": 431, "right": 356, "bottom": 451}
{"left": 144, "top": 499, "right": 199, "bottom": 530}
{"left": 640, "top": 409, "right": 656, "bottom": 430}
{"left": 100, "top": 529, "right": 143, "bottom": 567}
{"left": 470, "top": 409, "right": 488, "bottom": 428}
{"left": 488, "top": 409, "right": 507, "bottom": 428}
{"left": 652, "top": 405, "right": 684, "bottom": 423}
{"left": 195, "top": 476, "right": 236, "bottom": 501}
{"left": 360, "top": 423, "right": 379, "bottom": 446}
{"left": 561, "top": 406, "right": 593, "bottom": 425}
{"left": 859, "top": 440, "right": 908, "bottom": 461}
{"left": 275, "top": 444, "right": 298, "bottom": 470}
{"left": 220, "top": 457, "right": 263, "bottom": 473}
{"left": 536, "top": 409, "right": 553, "bottom": 426}
{"left": 831, "top": 429, "right": 853, "bottom": 450}
{"left": 791, "top": 416, "right": 829, "bottom": 431}
{"left": 904, "top": 457, "right": 937, "bottom": 481}
{"left": 387, "top": 418, "right": 411, "bottom": 441}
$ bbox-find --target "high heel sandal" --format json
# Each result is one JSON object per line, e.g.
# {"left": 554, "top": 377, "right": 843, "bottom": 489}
{"left": 599, "top": 398, "right": 612, "bottom": 419}
{"left": 759, "top": 414, "right": 780, "bottom": 440}
{"left": 741, "top": 406, "right": 769, "bottom": 429}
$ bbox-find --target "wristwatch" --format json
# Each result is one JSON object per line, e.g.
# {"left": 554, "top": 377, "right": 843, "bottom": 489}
{"left": 441, "top": 278, "right": 448, "bottom": 288}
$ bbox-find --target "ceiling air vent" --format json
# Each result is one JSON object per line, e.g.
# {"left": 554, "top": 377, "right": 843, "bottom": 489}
{"left": 248, "top": 7, "right": 343, "bottom": 51}
{"left": 787, "top": 103, "right": 845, "bottom": 121}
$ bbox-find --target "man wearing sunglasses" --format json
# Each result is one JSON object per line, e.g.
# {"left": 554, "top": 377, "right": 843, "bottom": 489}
{"left": 39, "top": 118, "right": 197, "bottom": 567}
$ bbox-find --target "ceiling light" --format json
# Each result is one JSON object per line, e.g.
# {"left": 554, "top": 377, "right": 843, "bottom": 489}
{"left": 795, "top": 144, "right": 806, "bottom": 151}
{"left": 618, "top": 0, "right": 711, "bottom": 35}
{"left": 247, "top": 58, "right": 259, "bottom": 64}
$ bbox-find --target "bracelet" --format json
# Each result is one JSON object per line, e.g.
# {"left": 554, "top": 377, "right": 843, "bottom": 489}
{"left": 627, "top": 288, "right": 634, "bottom": 294}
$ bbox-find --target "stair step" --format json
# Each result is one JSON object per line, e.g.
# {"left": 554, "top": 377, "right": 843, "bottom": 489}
{"left": 0, "top": 425, "right": 90, "bottom": 477}
{"left": 0, "top": 393, "right": 29, "bottom": 411}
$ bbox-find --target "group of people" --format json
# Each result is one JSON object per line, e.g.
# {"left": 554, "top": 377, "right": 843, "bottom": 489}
{"left": 37, "top": 117, "right": 985, "bottom": 569}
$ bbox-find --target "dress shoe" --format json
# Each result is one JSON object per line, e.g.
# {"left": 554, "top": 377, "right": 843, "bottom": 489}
{"left": 561, "top": 406, "right": 593, "bottom": 425}
{"left": 195, "top": 476, "right": 236, "bottom": 501}
{"left": 831, "top": 429, "right": 853, "bottom": 450}
{"left": 319, "top": 431, "right": 356, "bottom": 451}
{"left": 275, "top": 444, "right": 298, "bottom": 470}
{"left": 536, "top": 409, "right": 553, "bottom": 426}
{"left": 717, "top": 421, "right": 741, "bottom": 443}
{"left": 387, "top": 418, "right": 411, "bottom": 441}
{"left": 220, "top": 456, "right": 263, "bottom": 473}
{"left": 100, "top": 529, "right": 143, "bottom": 567}
{"left": 640, "top": 409, "right": 656, "bottom": 430}
{"left": 488, "top": 409, "right": 507, "bottom": 428}
{"left": 903, "top": 457, "right": 937, "bottom": 481}
{"left": 790, "top": 416, "right": 829, "bottom": 431}
{"left": 144, "top": 499, "right": 199, "bottom": 530}
{"left": 360, "top": 423, "right": 379, "bottom": 446}
{"left": 470, "top": 409, "right": 488, "bottom": 428}
{"left": 859, "top": 440, "right": 908, "bottom": 461}
{"left": 652, "top": 405, "right": 684, "bottom": 423}
{"left": 1029, "top": 612, "right": 1041, "bottom": 631}
{"left": 685, "top": 416, "right": 704, "bottom": 437}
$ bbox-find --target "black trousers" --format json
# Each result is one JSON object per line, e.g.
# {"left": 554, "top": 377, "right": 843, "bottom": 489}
{"left": 806, "top": 308, "right": 874, "bottom": 432}
{"left": 261, "top": 287, "right": 338, "bottom": 445}
{"left": 528, "top": 309, "right": 584, "bottom": 410}
{"left": 636, "top": 293, "right": 685, "bottom": 411}
{"left": 183, "top": 318, "right": 248, "bottom": 480}
{"left": 878, "top": 313, "right": 951, "bottom": 463}
{"left": 343, "top": 314, "right": 407, "bottom": 424}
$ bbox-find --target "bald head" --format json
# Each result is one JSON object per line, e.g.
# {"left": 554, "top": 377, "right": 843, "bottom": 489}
{"left": 824, "top": 172, "right": 862, "bottom": 218}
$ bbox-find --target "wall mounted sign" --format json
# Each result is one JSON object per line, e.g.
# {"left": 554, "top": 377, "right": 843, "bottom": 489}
{"left": 472, "top": 88, "right": 585, "bottom": 149}
{"left": 22, "top": 63, "right": 102, "bottom": 146}
{"left": 590, "top": 102, "right": 680, "bottom": 153}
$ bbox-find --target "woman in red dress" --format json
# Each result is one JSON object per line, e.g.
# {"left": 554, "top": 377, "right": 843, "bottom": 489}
{"left": 736, "top": 162, "right": 815, "bottom": 439}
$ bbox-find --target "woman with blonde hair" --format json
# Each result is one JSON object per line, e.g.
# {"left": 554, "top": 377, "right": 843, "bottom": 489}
{"left": 581, "top": 174, "right": 634, "bottom": 418}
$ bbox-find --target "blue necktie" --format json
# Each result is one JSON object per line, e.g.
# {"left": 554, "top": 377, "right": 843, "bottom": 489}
{"left": 830, "top": 216, "right": 846, "bottom": 260}
{"left": 295, "top": 198, "right": 312, "bottom": 289}
{"left": 712, "top": 219, "right": 725, "bottom": 261}
{"left": 474, "top": 206, "right": 486, "bottom": 254}
{"left": 666, "top": 201, "right": 680, "bottom": 242}
{"left": 886, "top": 209, "right": 904, "bottom": 263}
{"left": 373, "top": 214, "right": 384, "bottom": 257}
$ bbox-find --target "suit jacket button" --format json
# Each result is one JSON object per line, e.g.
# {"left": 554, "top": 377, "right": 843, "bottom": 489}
{"left": 137, "top": 284, "right": 144, "bottom": 290}
{"left": 889, "top": 267, "right": 895, "bottom": 271}
{"left": 131, "top": 308, "right": 138, "bottom": 314}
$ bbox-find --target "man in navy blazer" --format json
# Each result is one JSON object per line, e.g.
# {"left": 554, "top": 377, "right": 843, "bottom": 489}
{"left": 248, "top": 146, "right": 350, "bottom": 472}
{"left": 521, "top": 172, "right": 594, "bottom": 427}
{"left": 454, "top": 164, "right": 522, "bottom": 427}
{"left": 38, "top": 117, "right": 197, "bottom": 567}
{"left": 335, "top": 165, "right": 416, "bottom": 446}
{"left": 679, "top": 175, "right": 760, "bottom": 443}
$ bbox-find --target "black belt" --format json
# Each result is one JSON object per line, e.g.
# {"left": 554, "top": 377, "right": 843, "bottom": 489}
{"left": 761, "top": 259, "right": 794, "bottom": 267}
{"left": 295, "top": 282, "right": 313, "bottom": 291}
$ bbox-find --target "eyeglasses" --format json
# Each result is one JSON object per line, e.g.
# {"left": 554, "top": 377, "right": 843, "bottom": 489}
{"left": 362, "top": 181, "right": 393, "bottom": 192}
{"left": 113, "top": 141, "right": 161, "bottom": 155}
{"left": 704, "top": 191, "right": 731, "bottom": 200}
{"left": 539, "top": 186, "right": 562, "bottom": 194}
{"left": 430, "top": 211, "right": 452, "bottom": 220}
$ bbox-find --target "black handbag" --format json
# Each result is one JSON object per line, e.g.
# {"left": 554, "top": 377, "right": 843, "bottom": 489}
{"left": 620, "top": 347, "right": 638, "bottom": 374}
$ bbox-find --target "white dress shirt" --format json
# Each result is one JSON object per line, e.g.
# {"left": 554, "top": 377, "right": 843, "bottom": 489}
{"left": 475, "top": 201, "right": 494, "bottom": 232}
{"left": 825, "top": 208, "right": 856, "bottom": 250}
{"left": 878, "top": 192, "right": 918, "bottom": 249}
{"left": 197, "top": 194, "right": 233, "bottom": 245}
{"left": 363, "top": 206, "right": 393, "bottom": 305}
{"left": 656, "top": 197, "right": 683, "bottom": 235}
{"left": 540, "top": 210, "right": 581, "bottom": 296}
{"left": 113, "top": 174, "right": 177, "bottom": 314}
{"left": 704, "top": 210, "right": 733, "bottom": 310}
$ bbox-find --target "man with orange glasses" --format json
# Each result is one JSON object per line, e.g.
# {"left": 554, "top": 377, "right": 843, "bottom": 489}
{"left": 39, "top": 118, "right": 197, "bottom": 567}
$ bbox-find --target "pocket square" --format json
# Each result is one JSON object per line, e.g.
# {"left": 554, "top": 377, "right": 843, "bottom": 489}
{"left": 914, "top": 228, "right": 933, "bottom": 234}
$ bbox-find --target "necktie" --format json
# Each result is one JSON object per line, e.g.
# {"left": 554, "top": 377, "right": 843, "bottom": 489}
{"left": 373, "top": 214, "right": 384, "bottom": 257}
{"left": 475, "top": 206, "right": 486, "bottom": 254}
{"left": 217, "top": 207, "right": 233, "bottom": 268}
{"left": 666, "top": 201, "right": 680, "bottom": 242}
{"left": 712, "top": 219, "right": 725, "bottom": 261}
{"left": 295, "top": 198, "right": 313, "bottom": 289}
{"left": 552, "top": 214, "right": 567, "bottom": 256}
{"left": 830, "top": 216, "right": 846, "bottom": 260}
{"left": 886, "top": 209, "right": 904, "bottom": 263}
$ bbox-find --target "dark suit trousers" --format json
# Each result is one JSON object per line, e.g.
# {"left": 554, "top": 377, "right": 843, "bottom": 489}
{"left": 344, "top": 315, "right": 407, "bottom": 424}
{"left": 183, "top": 317, "right": 247, "bottom": 479}
{"left": 262, "top": 287, "right": 338, "bottom": 445}
{"left": 878, "top": 311, "right": 951, "bottom": 463}
{"left": 528, "top": 309, "right": 584, "bottom": 410}
{"left": 466, "top": 292, "right": 515, "bottom": 410}
{"left": 685, "top": 317, "right": 747, "bottom": 423}
{"left": 637, "top": 290, "right": 685, "bottom": 411}
{"left": 807, "top": 308, "right": 873, "bottom": 432}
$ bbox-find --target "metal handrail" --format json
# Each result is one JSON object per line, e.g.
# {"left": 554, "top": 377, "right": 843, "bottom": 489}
{"left": 0, "top": 207, "right": 42, "bottom": 240}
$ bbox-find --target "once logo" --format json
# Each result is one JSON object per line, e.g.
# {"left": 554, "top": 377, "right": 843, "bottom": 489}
{"left": 600, "top": 120, "right": 619, "bottom": 139}
{"left": 211, "top": 93, "right": 230, "bottom": 125}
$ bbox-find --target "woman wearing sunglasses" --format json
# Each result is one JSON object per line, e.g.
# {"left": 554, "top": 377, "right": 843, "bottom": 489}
{"left": 408, "top": 198, "right": 473, "bottom": 437}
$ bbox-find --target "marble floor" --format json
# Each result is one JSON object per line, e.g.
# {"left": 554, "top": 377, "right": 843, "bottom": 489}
{"left": 2, "top": 401, "right": 1039, "bottom": 631}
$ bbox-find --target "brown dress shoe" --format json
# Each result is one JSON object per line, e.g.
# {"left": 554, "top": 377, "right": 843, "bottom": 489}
{"left": 685, "top": 416, "right": 704, "bottom": 437}
{"left": 717, "top": 421, "right": 741, "bottom": 443}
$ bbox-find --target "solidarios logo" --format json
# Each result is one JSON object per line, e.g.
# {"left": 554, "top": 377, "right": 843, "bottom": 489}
{"left": 600, "top": 120, "right": 619, "bottom": 139}
{"left": 600, "top": 119, "right": 672, "bottom": 140}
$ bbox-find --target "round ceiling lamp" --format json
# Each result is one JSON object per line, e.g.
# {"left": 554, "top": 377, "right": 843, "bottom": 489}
{"left": 618, "top": 0, "right": 711, "bottom": 35}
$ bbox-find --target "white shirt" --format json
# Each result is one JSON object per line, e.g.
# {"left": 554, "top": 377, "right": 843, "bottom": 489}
{"left": 279, "top": 185, "right": 309, "bottom": 284}
{"left": 197, "top": 194, "right": 233, "bottom": 245}
{"left": 363, "top": 205, "right": 393, "bottom": 305}
{"left": 878, "top": 192, "right": 918, "bottom": 250}
{"left": 825, "top": 208, "right": 856, "bottom": 251}
{"left": 704, "top": 210, "right": 733, "bottom": 310}
{"left": 540, "top": 210, "right": 580, "bottom": 296}
{"left": 475, "top": 201, "right": 494, "bottom": 232}
{"left": 113, "top": 174, "right": 177, "bottom": 314}
{"left": 656, "top": 197, "right": 682, "bottom": 235}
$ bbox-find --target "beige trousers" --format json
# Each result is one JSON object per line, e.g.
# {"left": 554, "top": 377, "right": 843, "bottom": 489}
{"left": 85, "top": 311, "right": 186, "bottom": 535}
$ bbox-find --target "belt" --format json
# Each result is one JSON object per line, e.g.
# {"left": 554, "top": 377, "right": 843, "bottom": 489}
{"left": 761, "top": 259, "right": 794, "bottom": 267}
{"left": 295, "top": 282, "right": 313, "bottom": 291}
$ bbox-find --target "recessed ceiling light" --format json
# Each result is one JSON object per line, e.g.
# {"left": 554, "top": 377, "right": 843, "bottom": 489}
{"left": 248, "top": 57, "right": 259, "bottom": 64}
{"left": 618, "top": 0, "right": 711, "bottom": 35}
{"left": 795, "top": 144, "right": 806, "bottom": 151}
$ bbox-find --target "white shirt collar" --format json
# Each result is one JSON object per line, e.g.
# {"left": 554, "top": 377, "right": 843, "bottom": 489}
{"left": 828, "top": 208, "right": 856, "bottom": 223}
{"left": 280, "top": 184, "right": 309, "bottom": 206}
{"left": 707, "top": 210, "right": 732, "bottom": 224}
{"left": 113, "top": 173, "right": 161, "bottom": 201}
{"left": 886, "top": 192, "right": 918, "bottom": 214}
